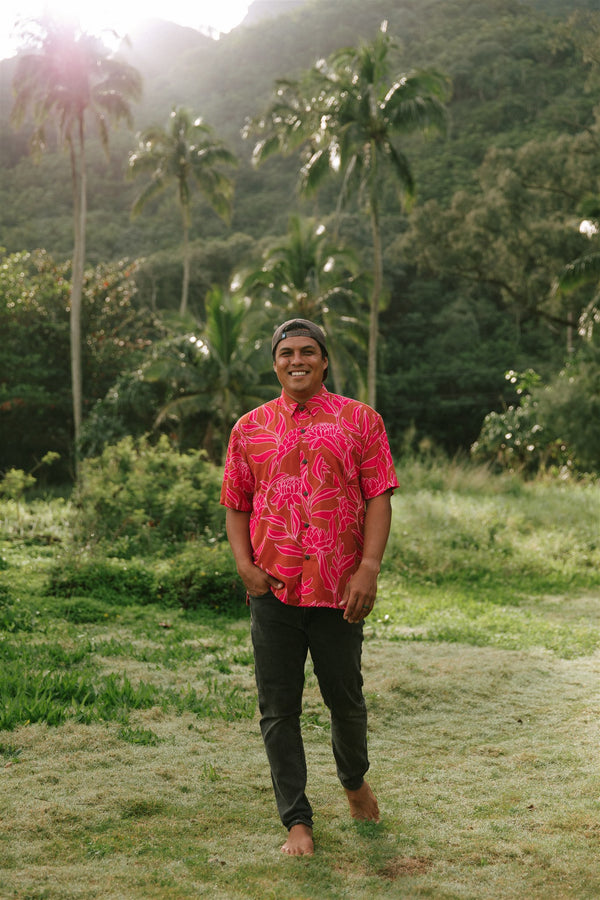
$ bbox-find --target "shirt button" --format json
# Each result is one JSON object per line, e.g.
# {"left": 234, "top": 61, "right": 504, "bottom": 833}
{"left": 305, "top": 554, "right": 310, "bottom": 560}
{"left": 302, "top": 458, "right": 308, "bottom": 465}
{"left": 304, "top": 522, "right": 309, "bottom": 528}
{"left": 301, "top": 428, "right": 306, "bottom": 434}
{"left": 303, "top": 491, "right": 309, "bottom": 496}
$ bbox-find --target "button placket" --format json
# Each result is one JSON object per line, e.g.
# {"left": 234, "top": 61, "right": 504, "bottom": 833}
{"left": 298, "top": 417, "right": 310, "bottom": 558}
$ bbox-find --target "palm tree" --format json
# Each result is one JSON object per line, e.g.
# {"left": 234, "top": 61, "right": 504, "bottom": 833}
{"left": 129, "top": 108, "right": 237, "bottom": 317}
{"left": 250, "top": 23, "right": 449, "bottom": 407}
{"left": 150, "top": 287, "right": 269, "bottom": 461}
{"left": 241, "top": 214, "right": 366, "bottom": 396}
{"left": 11, "top": 17, "right": 142, "bottom": 464}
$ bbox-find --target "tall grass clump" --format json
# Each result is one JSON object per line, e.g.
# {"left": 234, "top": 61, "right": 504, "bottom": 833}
{"left": 395, "top": 447, "right": 525, "bottom": 495}
{"left": 388, "top": 452, "right": 600, "bottom": 594}
{"left": 0, "top": 495, "right": 73, "bottom": 545}
{"left": 0, "top": 656, "right": 255, "bottom": 731}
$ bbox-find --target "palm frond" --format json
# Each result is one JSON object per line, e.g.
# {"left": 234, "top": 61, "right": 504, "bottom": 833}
{"left": 558, "top": 251, "right": 600, "bottom": 291}
{"left": 300, "top": 148, "right": 332, "bottom": 195}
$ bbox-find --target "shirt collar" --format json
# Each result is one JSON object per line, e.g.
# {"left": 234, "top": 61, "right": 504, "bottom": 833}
{"left": 279, "top": 384, "right": 329, "bottom": 417}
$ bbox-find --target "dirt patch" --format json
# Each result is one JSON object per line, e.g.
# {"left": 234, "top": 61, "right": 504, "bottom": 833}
{"left": 378, "top": 855, "right": 433, "bottom": 879}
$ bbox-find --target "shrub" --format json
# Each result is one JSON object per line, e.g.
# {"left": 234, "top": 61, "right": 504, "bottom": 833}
{"left": 472, "top": 356, "right": 600, "bottom": 477}
{"left": 74, "top": 435, "right": 225, "bottom": 556}
{"left": 159, "top": 544, "right": 246, "bottom": 613}
{"left": 47, "top": 544, "right": 246, "bottom": 614}
{"left": 78, "top": 370, "right": 167, "bottom": 459}
{"left": 471, "top": 370, "right": 573, "bottom": 476}
{"left": 47, "top": 557, "right": 159, "bottom": 605}
{"left": 535, "top": 344, "right": 600, "bottom": 474}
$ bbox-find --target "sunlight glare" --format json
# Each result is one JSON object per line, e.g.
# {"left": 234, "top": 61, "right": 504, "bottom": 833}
{"left": 579, "top": 219, "right": 598, "bottom": 238}
{"left": 2, "top": 0, "right": 249, "bottom": 58}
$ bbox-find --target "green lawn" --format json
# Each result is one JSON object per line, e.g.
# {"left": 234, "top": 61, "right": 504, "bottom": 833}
{"left": 0, "top": 471, "right": 599, "bottom": 898}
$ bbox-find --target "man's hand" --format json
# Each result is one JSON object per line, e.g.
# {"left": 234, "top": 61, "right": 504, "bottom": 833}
{"left": 238, "top": 561, "right": 284, "bottom": 597}
{"left": 340, "top": 560, "right": 379, "bottom": 623}
{"left": 225, "top": 509, "right": 284, "bottom": 598}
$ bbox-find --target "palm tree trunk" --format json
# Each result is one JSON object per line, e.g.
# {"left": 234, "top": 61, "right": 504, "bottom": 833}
{"left": 368, "top": 202, "right": 383, "bottom": 410}
{"left": 70, "top": 123, "right": 87, "bottom": 476}
{"left": 180, "top": 220, "right": 190, "bottom": 316}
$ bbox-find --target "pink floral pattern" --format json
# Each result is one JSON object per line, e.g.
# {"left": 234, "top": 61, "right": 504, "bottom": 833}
{"left": 221, "top": 386, "right": 399, "bottom": 607}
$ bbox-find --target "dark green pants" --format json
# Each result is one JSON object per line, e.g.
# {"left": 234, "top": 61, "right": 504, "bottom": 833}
{"left": 250, "top": 591, "right": 369, "bottom": 830}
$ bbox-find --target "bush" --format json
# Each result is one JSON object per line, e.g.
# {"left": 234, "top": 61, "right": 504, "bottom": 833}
{"left": 535, "top": 345, "right": 600, "bottom": 474}
{"left": 0, "top": 250, "right": 154, "bottom": 480}
{"left": 74, "top": 435, "right": 225, "bottom": 556}
{"left": 472, "top": 356, "right": 600, "bottom": 477}
{"left": 159, "top": 544, "right": 246, "bottom": 613}
{"left": 47, "top": 557, "right": 159, "bottom": 605}
{"left": 471, "top": 369, "right": 574, "bottom": 476}
{"left": 47, "top": 544, "right": 246, "bottom": 614}
{"left": 78, "top": 370, "right": 167, "bottom": 459}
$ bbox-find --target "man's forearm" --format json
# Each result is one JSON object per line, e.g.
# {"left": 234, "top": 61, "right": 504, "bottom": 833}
{"left": 360, "top": 490, "right": 393, "bottom": 571}
{"left": 225, "top": 508, "right": 254, "bottom": 573}
{"left": 340, "top": 490, "right": 393, "bottom": 622}
{"left": 225, "top": 508, "right": 283, "bottom": 595}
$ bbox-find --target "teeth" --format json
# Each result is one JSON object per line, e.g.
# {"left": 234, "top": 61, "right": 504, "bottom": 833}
{"left": 291, "top": 371, "right": 308, "bottom": 377}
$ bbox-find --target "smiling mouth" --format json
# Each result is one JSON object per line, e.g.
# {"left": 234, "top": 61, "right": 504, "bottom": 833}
{"left": 290, "top": 371, "right": 309, "bottom": 377}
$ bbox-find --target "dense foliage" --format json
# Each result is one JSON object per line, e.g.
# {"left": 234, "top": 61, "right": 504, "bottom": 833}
{"left": 74, "top": 435, "right": 226, "bottom": 556}
{"left": 1, "top": 0, "right": 599, "bottom": 476}
{"left": 472, "top": 348, "right": 600, "bottom": 476}
{"left": 0, "top": 250, "right": 157, "bottom": 479}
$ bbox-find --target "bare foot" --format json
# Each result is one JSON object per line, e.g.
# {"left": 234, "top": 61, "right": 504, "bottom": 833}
{"left": 345, "top": 780, "right": 380, "bottom": 823}
{"left": 281, "top": 823, "right": 314, "bottom": 856}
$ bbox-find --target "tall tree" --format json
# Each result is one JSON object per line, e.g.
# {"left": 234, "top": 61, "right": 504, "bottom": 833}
{"left": 556, "top": 218, "right": 600, "bottom": 346}
{"left": 241, "top": 214, "right": 366, "bottom": 396}
{"left": 554, "top": 10, "right": 600, "bottom": 346}
{"left": 11, "top": 17, "right": 142, "bottom": 468}
{"left": 249, "top": 22, "right": 448, "bottom": 407}
{"left": 129, "top": 107, "right": 237, "bottom": 317}
{"left": 403, "top": 136, "right": 597, "bottom": 350}
{"left": 149, "top": 288, "right": 269, "bottom": 461}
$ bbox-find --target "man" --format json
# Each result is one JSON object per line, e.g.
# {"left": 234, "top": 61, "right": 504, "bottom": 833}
{"left": 220, "top": 318, "right": 398, "bottom": 856}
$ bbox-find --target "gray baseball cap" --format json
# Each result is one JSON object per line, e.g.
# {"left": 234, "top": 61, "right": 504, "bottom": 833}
{"left": 271, "top": 318, "right": 328, "bottom": 357}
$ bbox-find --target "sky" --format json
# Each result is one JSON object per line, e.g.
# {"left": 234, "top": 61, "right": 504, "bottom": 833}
{"left": 1, "top": 0, "right": 251, "bottom": 60}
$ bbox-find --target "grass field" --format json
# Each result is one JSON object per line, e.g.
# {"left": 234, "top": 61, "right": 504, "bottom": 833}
{"left": 1, "top": 463, "right": 599, "bottom": 898}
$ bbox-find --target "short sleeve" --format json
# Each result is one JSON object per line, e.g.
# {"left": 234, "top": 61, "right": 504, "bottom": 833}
{"left": 220, "top": 423, "right": 255, "bottom": 511}
{"left": 359, "top": 412, "right": 399, "bottom": 500}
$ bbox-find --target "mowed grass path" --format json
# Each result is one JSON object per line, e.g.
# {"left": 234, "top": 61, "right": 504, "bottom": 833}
{"left": 1, "top": 470, "right": 599, "bottom": 898}
{"left": 1, "top": 630, "right": 598, "bottom": 899}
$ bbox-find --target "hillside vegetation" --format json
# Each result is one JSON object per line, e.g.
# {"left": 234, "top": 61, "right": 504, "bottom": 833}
{"left": 1, "top": 0, "right": 599, "bottom": 475}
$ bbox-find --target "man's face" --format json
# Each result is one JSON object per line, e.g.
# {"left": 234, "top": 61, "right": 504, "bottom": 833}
{"left": 273, "top": 336, "right": 328, "bottom": 402}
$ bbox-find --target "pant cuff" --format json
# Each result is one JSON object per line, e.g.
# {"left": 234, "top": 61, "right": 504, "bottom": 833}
{"left": 340, "top": 775, "right": 365, "bottom": 792}
{"left": 288, "top": 818, "right": 313, "bottom": 830}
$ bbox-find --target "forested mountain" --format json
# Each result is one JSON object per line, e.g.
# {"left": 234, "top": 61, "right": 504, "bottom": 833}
{"left": 1, "top": 0, "right": 599, "bottom": 478}
{"left": 1, "top": 0, "right": 594, "bottom": 259}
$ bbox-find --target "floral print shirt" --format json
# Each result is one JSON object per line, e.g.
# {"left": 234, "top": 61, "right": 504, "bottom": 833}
{"left": 220, "top": 386, "right": 399, "bottom": 608}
